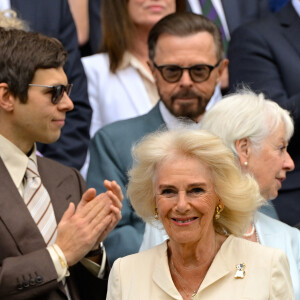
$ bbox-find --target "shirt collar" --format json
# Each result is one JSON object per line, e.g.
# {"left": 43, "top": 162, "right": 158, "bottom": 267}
{"left": 119, "top": 51, "right": 154, "bottom": 82}
{"left": 159, "top": 83, "right": 222, "bottom": 130}
{"left": 0, "top": 134, "right": 37, "bottom": 189}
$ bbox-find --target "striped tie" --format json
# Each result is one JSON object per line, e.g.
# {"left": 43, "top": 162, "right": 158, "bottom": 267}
{"left": 24, "top": 158, "right": 57, "bottom": 245}
{"left": 199, "top": 0, "right": 228, "bottom": 53}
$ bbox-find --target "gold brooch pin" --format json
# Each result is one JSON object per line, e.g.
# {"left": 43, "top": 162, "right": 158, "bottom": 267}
{"left": 234, "top": 263, "right": 246, "bottom": 279}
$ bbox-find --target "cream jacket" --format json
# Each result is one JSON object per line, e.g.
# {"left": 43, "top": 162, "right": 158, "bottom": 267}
{"left": 107, "top": 235, "right": 294, "bottom": 300}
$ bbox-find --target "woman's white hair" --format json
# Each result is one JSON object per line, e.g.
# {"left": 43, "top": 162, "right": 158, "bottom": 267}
{"left": 127, "top": 129, "right": 263, "bottom": 237}
{"left": 0, "top": 9, "right": 28, "bottom": 30}
{"left": 201, "top": 89, "right": 294, "bottom": 156}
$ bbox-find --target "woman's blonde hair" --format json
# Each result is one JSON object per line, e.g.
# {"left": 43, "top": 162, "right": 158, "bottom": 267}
{"left": 127, "top": 129, "right": 263, "bottom": 237}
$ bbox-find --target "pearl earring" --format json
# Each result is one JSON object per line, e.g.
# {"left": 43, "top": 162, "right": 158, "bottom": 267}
{"left": 244, "top": 161, "right": 248, "bottom": 166}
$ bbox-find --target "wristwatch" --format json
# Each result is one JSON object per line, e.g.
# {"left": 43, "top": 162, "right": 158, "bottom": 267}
{"left": 86, "top": 242, "right": 104, "bottom": 257}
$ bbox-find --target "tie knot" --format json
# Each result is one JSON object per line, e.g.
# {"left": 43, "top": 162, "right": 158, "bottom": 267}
{"left": 26, "top": 158, "right": 39, "bottom": 179}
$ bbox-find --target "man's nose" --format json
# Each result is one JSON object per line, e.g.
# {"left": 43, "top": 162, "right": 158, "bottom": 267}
{"left": 58, "top": 92, "right": 74, "bottom": 112}
{"left": 179, "top": 69, "right": 193, "bottom": 87}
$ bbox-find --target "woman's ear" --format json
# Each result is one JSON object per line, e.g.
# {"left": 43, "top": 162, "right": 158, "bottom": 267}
{"left": 235, "top": 138, "right": 251, "bottom": 167}
{"left": 0, "top": 83, "right": 15, "bottom": 112}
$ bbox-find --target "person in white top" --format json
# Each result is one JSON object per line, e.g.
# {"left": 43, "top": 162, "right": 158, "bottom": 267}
{"left": 201, "top": 89, "right": 300, "bottom": 299}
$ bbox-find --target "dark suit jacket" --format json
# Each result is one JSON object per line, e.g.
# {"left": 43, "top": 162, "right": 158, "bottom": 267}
{"left": 186, "top": 0, "right": 270, "bottom": 34}
{"left": 228, "top": 2, "right": 300, "bottom": 225}
{"left": 0, "top": 156, "right": 108, "bottom": 300}
{"left": 87, "top": 103, "right": 166, "bottom": 264}
{"left": 11, "top": 0, "right": 92, "bottom": 170}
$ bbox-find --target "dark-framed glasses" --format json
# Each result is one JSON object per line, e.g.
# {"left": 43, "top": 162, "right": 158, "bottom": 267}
{"left": 28, "top": 83, "right": 73, "bottom": 104}
{"left": 153, "top": 60, "right": 221, "bottom": 83}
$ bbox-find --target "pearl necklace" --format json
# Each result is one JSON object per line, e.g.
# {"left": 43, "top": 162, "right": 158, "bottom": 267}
{"left": 243, "top": 223, "right": 260, "bottom": 243}
{"left": 243, "top": 224, "right": 255, "bottom": 237}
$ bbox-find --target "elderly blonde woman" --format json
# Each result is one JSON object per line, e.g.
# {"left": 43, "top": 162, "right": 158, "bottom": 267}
{"left": 201, "top": 90, "right": 300, "bottom": 299}
{"left": 106, "top": 130, "right": 293, "bottom": 300}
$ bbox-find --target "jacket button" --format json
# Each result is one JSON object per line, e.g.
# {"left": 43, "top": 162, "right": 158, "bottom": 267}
{"left": 29, "top": 276, "right": 36, "bottom": 286}
{"left": 17, "top": 278, "right": 23, "bottom": 290}
{"left": 23, "top": 280, "right": 29, "bottom": 288}
{"left": 35, "top": 275, "right": 43, "bottom": 284}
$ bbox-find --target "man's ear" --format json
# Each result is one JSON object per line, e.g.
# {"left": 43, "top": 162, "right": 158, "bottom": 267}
{"left": 0, "top": 83, "right": 15, "bottom": 112}
{"left": 235, "top": 138, "right": 251, "bottom": 166}
{"left": 147, "top": 60, "right": 160, "bottom": 84}
{"left": 217, "top": 58, "right": 229, "bottom": 78}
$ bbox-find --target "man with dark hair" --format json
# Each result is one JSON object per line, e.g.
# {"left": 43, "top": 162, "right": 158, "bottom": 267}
{"left": 0, "top": 28, "right": 122, "bottom": 300}
{"left": 2, "top": 0, "right": 92, "bottom": 170}
{"left": 87, "top": 12, "right": 228, "bottom": 264}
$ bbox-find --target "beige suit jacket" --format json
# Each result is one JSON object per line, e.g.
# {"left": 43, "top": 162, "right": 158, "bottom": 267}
{"left": 107, "top": 235, "right": 294, "bottom": 300}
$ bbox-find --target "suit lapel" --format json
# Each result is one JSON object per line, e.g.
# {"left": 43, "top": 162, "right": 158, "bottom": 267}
{"left": 144, "top": 102, "right": 166, "bottom": 130}
{"left": 199, "top": 240, "right": 231, "bottom": 292}
{"left": 36, "top": 158, "right": 74, "bottom": 298}
{"left": 37, "top": 157, "right": 73, "bottom": 224}
{"left": 152, "top": 243, "right": 182, "bottom": 299}
{"left": 278, "top": 2, "right": 300, "bottom": 58}
{"left": 0, "top": 157, "right": 74, "bottom": 255}
{"left": 0, "top": 158, "right": 46, "bottom": 253}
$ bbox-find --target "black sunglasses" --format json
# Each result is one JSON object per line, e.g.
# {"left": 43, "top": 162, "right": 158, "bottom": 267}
{"left": 28, "top": 83, "right": 73, "bottom": 104}
{"left": 153, "top": 60, "right": 221, "bottom": 83}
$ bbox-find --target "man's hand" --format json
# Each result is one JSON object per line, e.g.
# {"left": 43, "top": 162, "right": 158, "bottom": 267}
{"left": 96, "top": 180, "right": 123, "bottom": 242}
{"left": 55, "top": 180, "right": 123, "bottom": 266}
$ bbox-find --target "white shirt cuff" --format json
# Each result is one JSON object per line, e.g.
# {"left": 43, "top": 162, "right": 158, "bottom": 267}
{"left": 47, "top": 244, "right": 70, "bottom": 282}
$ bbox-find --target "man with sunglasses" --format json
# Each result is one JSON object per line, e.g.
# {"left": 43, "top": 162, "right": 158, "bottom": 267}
{"left": 1, "top": 0, "right": 93, "bottom": 171}
{"left": 0, "top": 28, "right": 123, "bottom": 300}
{"left": 86, "top": 13, "right": 228, "bottom": 265}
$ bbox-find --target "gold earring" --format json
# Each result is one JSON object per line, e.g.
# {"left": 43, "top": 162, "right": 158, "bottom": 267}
{"left": 215, "top": 204, "right": 223, "bottom": 220}
{"left": 154, "top": 207, "right": 159, "bottom": 220}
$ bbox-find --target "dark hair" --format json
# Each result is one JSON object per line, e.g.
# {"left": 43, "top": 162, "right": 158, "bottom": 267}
{"left": 0, "top": 28, "right": 67, "bottom": 103}
{"left": 100, "top": 0, "right": 186, "bottom": 73}
{"left": 148, "top": 12, "right": 224, "bottom": 62}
